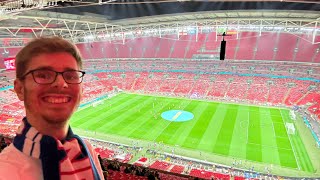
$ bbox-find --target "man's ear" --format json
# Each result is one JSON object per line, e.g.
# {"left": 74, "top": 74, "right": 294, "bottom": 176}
{"left": 14, "top": 79, "right": 24, "bottom": 101}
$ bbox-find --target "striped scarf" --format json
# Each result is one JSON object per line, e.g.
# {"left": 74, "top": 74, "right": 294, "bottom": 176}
{"left": 13, "top": 117, "right": 101, "bottom": 180}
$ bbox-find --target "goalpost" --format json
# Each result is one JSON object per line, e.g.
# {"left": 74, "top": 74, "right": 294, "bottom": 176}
{"left": 289, "top": 110, "right": 296, "bottom": 120}
{"left": 286, "top": 123, "right": 296, "bottom": 135}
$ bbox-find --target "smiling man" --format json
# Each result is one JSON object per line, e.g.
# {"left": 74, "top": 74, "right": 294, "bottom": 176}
{"left": 0, "top": 37, "right": 104, "bottom": 180}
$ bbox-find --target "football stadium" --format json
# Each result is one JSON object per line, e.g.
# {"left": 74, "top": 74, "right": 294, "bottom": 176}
{"left": 0, "top": 0, "right": 320, "bottom": 179}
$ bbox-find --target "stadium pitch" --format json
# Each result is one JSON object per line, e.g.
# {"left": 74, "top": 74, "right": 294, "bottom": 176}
{"left": 70, "top": 93, "right": 315, "bottom": 174}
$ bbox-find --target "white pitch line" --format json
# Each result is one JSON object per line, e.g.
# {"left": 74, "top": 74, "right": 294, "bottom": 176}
{"left": 279, "top": 109, "right": 300, "bottom": 170}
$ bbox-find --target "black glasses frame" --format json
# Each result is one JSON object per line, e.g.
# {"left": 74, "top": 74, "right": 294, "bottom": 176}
{"left": 21, "top": 69, "right": 86, "bottom": 84}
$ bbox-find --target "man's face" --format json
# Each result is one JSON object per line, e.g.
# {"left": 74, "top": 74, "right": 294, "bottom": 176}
{"left": 14, "top": 52, "right": 83, "bottom": 125}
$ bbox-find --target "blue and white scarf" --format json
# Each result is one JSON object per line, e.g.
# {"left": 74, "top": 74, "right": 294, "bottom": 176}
{"left": 13, "top": 117, "right": 101, "bottom": 180}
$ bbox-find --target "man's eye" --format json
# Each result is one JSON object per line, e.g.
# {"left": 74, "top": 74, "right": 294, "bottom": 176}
{"left": 36, "top": 73, "right": 51, "bottom": 79}
{"left": 65, "top": 73, "right": 79, "bottom": 80}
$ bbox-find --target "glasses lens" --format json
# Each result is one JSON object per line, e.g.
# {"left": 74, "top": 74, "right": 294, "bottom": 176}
{"left": 33, "top": 70, "right": 55, "bottom": 84}
{"left": 63, "top": 71, "right": 83, "bottom": 84}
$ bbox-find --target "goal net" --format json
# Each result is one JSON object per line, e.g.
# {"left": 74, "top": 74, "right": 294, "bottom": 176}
{"left": 289, "top": 110, "right": 296, "bottom": 120}
{"left": 286, "top": 123, "right": 296, "bottom": 135}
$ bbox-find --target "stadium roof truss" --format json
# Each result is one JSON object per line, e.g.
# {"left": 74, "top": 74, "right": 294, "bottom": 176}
{"left": 111, "top": 11, "right": 320, "bottom": 43}
{"left": 0, "top": 9, "right": 319, "bottom": 47}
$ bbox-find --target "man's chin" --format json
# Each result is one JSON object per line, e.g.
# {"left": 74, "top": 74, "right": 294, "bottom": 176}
{"left": 43, "top": 114, "right": 71, "bottom": 125}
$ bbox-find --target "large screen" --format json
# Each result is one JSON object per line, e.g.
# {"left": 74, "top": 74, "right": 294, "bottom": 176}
{"left": 4, "top": 57, "right": 15, "bottom": 70}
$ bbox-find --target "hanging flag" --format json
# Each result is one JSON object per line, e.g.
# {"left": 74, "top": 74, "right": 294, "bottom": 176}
{"left": 178, "top": 30, "right": 187, "bottom": 36}
{"left": 4, "top": 57, "right": 15, "bottom": 70}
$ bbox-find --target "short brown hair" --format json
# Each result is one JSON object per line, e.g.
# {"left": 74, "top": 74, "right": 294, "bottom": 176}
{"left": 15, "top": 36, "right": 82, "bottom": 79}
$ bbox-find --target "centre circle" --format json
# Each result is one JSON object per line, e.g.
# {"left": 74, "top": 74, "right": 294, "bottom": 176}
{"left": 161, "top": 110, "right": 194, "bottom": 122}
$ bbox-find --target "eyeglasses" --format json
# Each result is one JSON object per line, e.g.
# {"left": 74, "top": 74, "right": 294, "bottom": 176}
{"left": 21, "top": 69, "right": 86, "bottom": 84}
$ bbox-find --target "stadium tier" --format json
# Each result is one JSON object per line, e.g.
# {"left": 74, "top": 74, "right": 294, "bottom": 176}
{"left": 74, "top": 31, "right": 320, "bottom": 62}
{"left": 2, "top": 31, "right": 319, "bottom": 67}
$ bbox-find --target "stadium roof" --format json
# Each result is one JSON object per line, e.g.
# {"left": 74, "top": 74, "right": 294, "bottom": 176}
{"left": 0, "top": 0, "right": 319, "bottom": 47}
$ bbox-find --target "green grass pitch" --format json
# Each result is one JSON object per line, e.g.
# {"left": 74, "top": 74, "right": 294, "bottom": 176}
{"left": 70, "top": 93, "right": 314, "bottom": 173}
